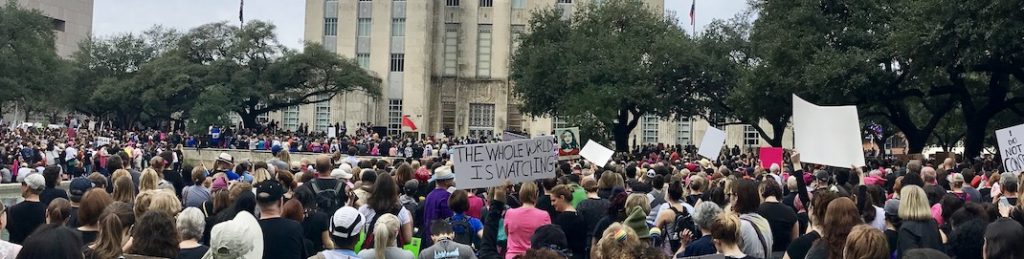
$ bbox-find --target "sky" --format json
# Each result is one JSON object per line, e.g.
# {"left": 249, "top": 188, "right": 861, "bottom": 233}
{"left": 93, "top": 0, "right": 750, "bottom": 50}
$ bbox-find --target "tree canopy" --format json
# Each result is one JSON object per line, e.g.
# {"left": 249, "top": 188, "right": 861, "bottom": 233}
{"left": 0, "top": 1, "right": 67, "bottom": 117}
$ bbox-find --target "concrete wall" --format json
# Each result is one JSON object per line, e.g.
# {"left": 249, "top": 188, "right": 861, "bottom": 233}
{"left": 15, "top": 0, "right": 93, "bottom": 58}
{"left": 180, "top": 148, "right": 398, "bottom": 168}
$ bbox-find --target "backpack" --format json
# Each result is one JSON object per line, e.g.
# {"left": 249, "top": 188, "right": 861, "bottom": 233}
{"left": 446, "top": 215, "right": 479, "bottom": 249}
{"left": 666, "top": 205, "right": 697, "bottom": 252}
{"left": 310, "top": 179, "right": 347, "bottom": 215}
{"left": 361, "top": 207, "right": 404, "bottom": 250}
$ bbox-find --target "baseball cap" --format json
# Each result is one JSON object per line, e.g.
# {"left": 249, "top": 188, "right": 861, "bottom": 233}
{"left": 884, "top": 199, "right": 900, "bottom": 217}
{"left": 330, "top": 207, "right": 365, "bottom": 238}
{"left": 255, "top": 180, "right": 285, "bottom": 203}
{"left": 22, "top": 173, "right": 44, "bottom": 192}
{"left": 204, "top": 211, "right": 264, "bottom": 259}
{"left": 69, "top": 178, "right": 94, "bottom": 202}
{"left": 211, "top": 176, "right": 228, "bottom": 192}
{"left": 331, "top": 168, "right": 353, "bottom": 180}
{"left": 429, "top": 166, "right": 455, "bottom": 182}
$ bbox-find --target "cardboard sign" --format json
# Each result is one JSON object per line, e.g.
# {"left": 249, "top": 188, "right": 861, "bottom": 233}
{"left": 451, "top": 136, "right": 557, "bottom": 189}
{"left": 697, "top": 127, "right": 726, "bottom": 160}
{"left": 760, "top": 147, "right": 784, "bottom": 169}
{"left": 997, "top": 123, "right": 1024, "bottom": 174}
{"left": 580, "top": 140, "right": 615, "bottom": 167}
{"left": 792, "top": 95, "right": 866, "bottom": 167}
{"left": 555, "top": 127, "right": 581, "bottom": 156}
{"left": 502, "top": 132, "right": 528, "bottom": 141}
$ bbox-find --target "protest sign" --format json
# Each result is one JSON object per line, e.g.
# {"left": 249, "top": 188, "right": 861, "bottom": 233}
{"left": 759, "top": 147, "right": 784, "bottom": 169}
{"left": 328, "top": 127, "right": 336, "bottom": 138}
{"left": 502, "top": 132, "right": 528, "bottom": 141}
{"left": 996, "top": 123, "right": 1024, "bottom": 174}
{"left": 792, "top": 95, "right": 866, "bottom": 167}
{"left": 697, "top": 127, "right": 726, "bottom": 160}
{"left": 451, "top": 136, "right": 557, "bottom": 189}
{"left": 95, "top": 137, "right": 111, "bottom": 147}
{"left": 555, "top": 127, "right": 581, "bottom": 156}
{"left": 580, "top": 140, "right": 615, "bottom": 167}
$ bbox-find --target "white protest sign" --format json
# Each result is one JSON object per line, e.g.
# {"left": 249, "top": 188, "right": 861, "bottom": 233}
{"left": 502, "top": 132, "right": 528, "bottom": 141}
{"left": 328, "top": 127, "right": 337, "bottom": 138}
{"left": 451, "top": 136, "right": 557, "bottom": 189}
{"left": 95, "top": 137, "right": 111, "bottom": 147}
{"left": 698, "top": 127, "right": 726, "bottom": 159}
{"left": 580, "top": 140, "right": 615, "bottom": 167}
{"left": 793, "top": 94, "right": 866, "bottom": 167}
{"left": 996, "top": 123, "right": 1024, "bottom": 174}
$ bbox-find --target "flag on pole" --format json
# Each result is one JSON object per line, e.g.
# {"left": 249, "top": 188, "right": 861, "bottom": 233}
{"left": 401, "top": 115, "right": 418, "bottom": 131}
{"left": 689, "top": 0, "right": 696, "bottom": 25}
{"left": 238, "top": 0, "right": 244, "bottom": 24}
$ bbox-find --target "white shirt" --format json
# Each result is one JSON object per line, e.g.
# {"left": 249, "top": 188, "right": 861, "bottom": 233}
{"left": 357, "top": 204, "right": 413, "bottom": 227}
{"left": 64, "top": 146, "right": 77, "bottom": 161}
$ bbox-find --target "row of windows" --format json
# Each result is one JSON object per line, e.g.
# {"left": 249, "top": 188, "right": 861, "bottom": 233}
{"left": 643, "top": 116, "right": 697, "bottom": 145}
{"left": 443, "top": 0, "right": 527, "bottom": 7}
{"left": 387, "top": 99, "right": 403, "bottom": 136}
{"left": 324, "top": 17, "right": 405, "bottom": 37}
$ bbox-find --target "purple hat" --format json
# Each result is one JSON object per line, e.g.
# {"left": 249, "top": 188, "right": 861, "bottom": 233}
{"left": 212, "top": 177, "right": 229, "bottom": 192}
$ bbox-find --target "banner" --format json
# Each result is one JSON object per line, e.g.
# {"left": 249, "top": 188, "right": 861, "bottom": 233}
{"left": 580, "top": 140, "right": 615, "bottom": 167}
{"left": 502, "top": 132, "right": 528, "bottom": 141}
{"left": 451, "top": 136, "right": 557, "bottom": 189}
{"left": 328, "top": 127, "right": 336, "bottom": 138}
{"left": 95, "top": 137, "right": 112, "bottom": 147}
{"left": 555, "top": 127, "right": 581, "bottom": 157}
{"left": 792, "top": 95, "right": 866, "bottom": 167}
{"left": 997, "top": 123, "right": 1024, "bottom": 174}
{"left": 759, "top": 147, "right": 784, "bottom": 169}
{"left": 697, "top": 127, "right": 726, "bottom": 160}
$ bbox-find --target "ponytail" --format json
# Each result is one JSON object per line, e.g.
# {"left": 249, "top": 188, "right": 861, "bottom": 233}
{"left": 373, "top": 213, "right": 400, "bottom": 259}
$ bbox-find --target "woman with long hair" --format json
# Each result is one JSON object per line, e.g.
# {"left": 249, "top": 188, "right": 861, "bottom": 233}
{"left": 295, "top": 185, "right": 333, "bottom": 253}
{"left": 729, "top": 179, "right": 773, "bottom": 259}
{"left": 594, "top": 223, "right": 644, "bottom": 259}
{"left": 112, "top": 176, "right": 136, "bottom": 204}
{"left": 359, "top": 172, "right": 413, "bottom": 247}
{"left": 139, "top": 168, "right": 161, "bottom": 192}
{"left": 843, "top": 225, "right": 888, "bottom": 259}
{"left": 898, "top": 185, "right": 943, "bottom": 256}
{"left": 84, "top": 203, "right": 134, "bottom": 259}
{"left": 784, "top": 190, "right": 840, "bottom": 259}
{"left": 505, "top": 181, "right": 553, "bottom": 259}
{"left": 806, "top": 197, "right": 862, "bottom": 259}
{"left": 45, "top": 198, "right": 73, "bottom": 226}
{"left": 75, "top": 189, "right": 113, "bottom": 245}
{"left": 983, "top": 218, "right": 1024, "bottom": 259}
{"left": 708, "top": 212, "right": 755, "bottom": 259}
{"left": 356, "top": 214, "right": 413, "bottom": 259}
{"left": 393, "top": 164, "right": 415, "bottom": 193}
{"left": 126, "top": 211, "right": 179, "bottom": 258}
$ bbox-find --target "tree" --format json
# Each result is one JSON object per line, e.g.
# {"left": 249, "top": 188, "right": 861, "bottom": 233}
{"left": 511, "top": 0, "right": 706, "bottom": 151}
{"left": 168, "top": 21, "right": 380, "bottom": 132}
{"left": 892, "top": 0, "right": 1024, "bottom": 158}
{"left": 0, "top": 1, "right": 65, "bottom": 117}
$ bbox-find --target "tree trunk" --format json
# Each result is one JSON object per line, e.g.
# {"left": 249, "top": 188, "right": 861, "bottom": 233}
{"left": 905, "top": 131, "right": 929, "bottom": 154}
{"left": 614, "top": 123, "right": 630, "bottom": 152}
{"left": 963, "top": 122, "right": 987, "bottom": 159}
{"left": 612, "top": 104, "right": 641, "bottom": 152}
{"left": 239, "top": 112, "right": 259, "bottom": 129}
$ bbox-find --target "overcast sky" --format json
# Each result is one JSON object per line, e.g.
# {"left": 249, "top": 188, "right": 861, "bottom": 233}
{"left": 93, "top": 0, "right": 749, "bottom": 50}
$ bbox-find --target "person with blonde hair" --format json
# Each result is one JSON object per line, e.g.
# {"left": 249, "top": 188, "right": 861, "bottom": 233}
{"left": 898, "top": 185, "right": 943, "bottom": 255}
{"left": 504, "top": 181, "right": 552, "bottom": 259}
{"left": 625, "top": 193, "right": 651, "bottom": 215}
{"left": 843, "top": 225, "right": 888, "bottom": 259}
{"left": 594, "top": 223, "right": 643, "bottom": 259}
{"left": 708, "top": 212, "right": 753, "bottom": 259}
{"left": 252, "top": 168, "right": 273, "bottom": 185}
{"left": 139, "top": 168, "right": 160, "bottom": 191}
{"left": 112, "top": 176, "right": 136, "bottom": 204}
{"left": 356, "top": 213, "right": 412, "bottom": 259}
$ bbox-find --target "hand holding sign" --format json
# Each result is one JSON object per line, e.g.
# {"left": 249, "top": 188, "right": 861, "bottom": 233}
{"left": 451, "top": 136, "right": 557, "bottom": 189}
{"left": 580, "top": 140, "right": 615, "bottom": 167}
{"left": 997, "top": 123, "right": 1024, "bottom": 174}
{"left": 698, "top": 127, "right": 726, "bottom": 160}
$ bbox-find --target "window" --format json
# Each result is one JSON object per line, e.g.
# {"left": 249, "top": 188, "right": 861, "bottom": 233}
{"left": 324, "top": 18, "right": 338, "bottom": 36}
{"left": 390, "top": 54, "right": 405, "bottom": 72}
{"left": 357, "top": 18, "right": 372, "bottom": 37}
{"left": 511, "top": 0, "right": 525, "bottom": 9}
{"left": 552, "top": 116, "right": 569, "bottom": 130}
{"left": 676, "top": 117, "right": 692, "bottom": 145}
{"left": 442, "top": 101, "right": 457, "bottom": 133}
{"left": 391, "top": 18, "right": 405, "bottom": 36}
{"left": 642, "top": 115, "right": 659, "bottom": 144}
{"left": 444, "top": 24, "right": 460, "bottom": 76}
{"left": 358, "top": 0, "right": 371, "bottom": 1}
{"left": 477, "top": 25, "right": 492, "bottom": 78}
{"left": 556, "top": 0, "right": 571, "bottom": 3}
{"left": 469, "top": 103, "right": 495, "bottom": 137}
{"left": 480, "top": 0, "right": 493, "bottom": 7}
{"left": 446, "top": 0, "right": 460, "bottom": 6}
{"left": 283, "top": 106, "right": 300, "bottom": 131}
{"left": 510, "top": 25, "right": 526, "bottom": 52}
{"left": 315, "top": 96, "right": 331, "bottom": 132}
{"left": 388, "top": 99, "right": 403, "bottom": 136}
{"left": 357, "top": 54, "right": 370, "bottom": 69}
{"left": 744, "top": 125, "right": 759, "bottom": 147}
{"left": 52, "top": 18, "right": 66, "bottom": 32}
{"left": 256, "top": 103, "right": 269, "bottom": 124}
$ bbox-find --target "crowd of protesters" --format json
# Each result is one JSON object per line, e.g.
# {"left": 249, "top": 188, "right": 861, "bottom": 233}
{"left": 1, "top": 116, "right": 1023, "bottom": 259}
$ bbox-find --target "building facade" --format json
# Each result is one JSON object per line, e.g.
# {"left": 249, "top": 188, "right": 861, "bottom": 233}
{"left": 294, "top": 0, "right": 791, "bottom": 152}
{"left": 13, "top": 0, "right": 93, "bottom": 58}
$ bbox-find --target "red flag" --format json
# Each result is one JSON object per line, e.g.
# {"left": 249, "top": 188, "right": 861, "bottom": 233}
{"left": 401, "top": 115, "right": 418, "bottom": 131}
{"left": 689, "top": 0, "right": 696, "bottom": 25}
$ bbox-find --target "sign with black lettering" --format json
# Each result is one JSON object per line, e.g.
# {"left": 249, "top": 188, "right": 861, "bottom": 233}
{"left": 997, "top": 124, "right": 1024, "bottom": 174}
{"left": 451, "top": 136, "right": 557, "bottom": 189}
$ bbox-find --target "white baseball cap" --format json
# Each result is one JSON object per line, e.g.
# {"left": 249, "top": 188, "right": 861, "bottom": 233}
{"left": 22, "top": 173, "right": 44, "bottom": 191}
{"left": 331, "top": 207, "right": 365, "bottom": 238}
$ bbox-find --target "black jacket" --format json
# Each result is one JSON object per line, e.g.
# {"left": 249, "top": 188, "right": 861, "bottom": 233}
{"left": 897, "top": 219, "right": 943, "bottom": 258}
{"left": 478, "top": 200, "right": 508, "bottom": 259}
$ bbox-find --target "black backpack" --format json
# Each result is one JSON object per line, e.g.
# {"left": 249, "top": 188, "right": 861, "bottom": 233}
{"left": 446, "top": 216, "right": 478, "bottom": 249}
{"left": 310, "top": 179, "right": 347, "bottom": 215}
{"left": 667, "top": 205, "right": 698, "bottom": 251}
